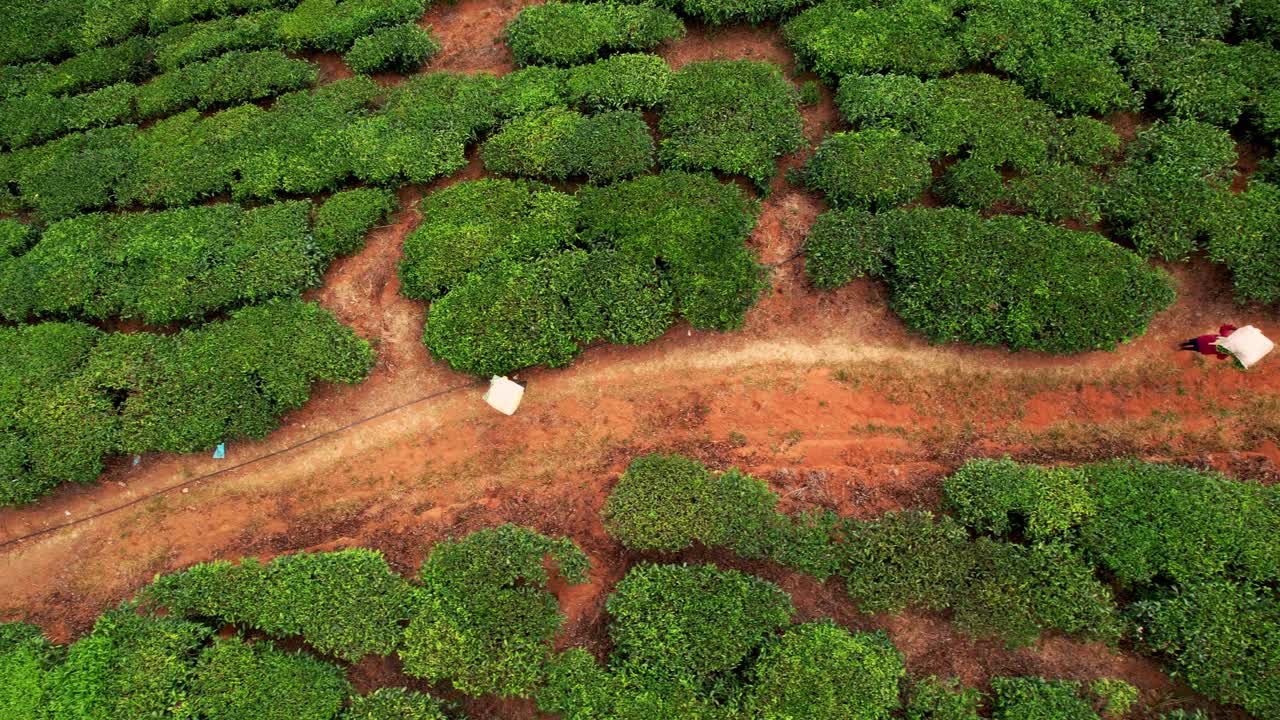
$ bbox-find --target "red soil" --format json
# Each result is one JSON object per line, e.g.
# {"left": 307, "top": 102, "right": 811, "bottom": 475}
{"left": 0, "top": 4, "right": 1277, "bottom": 719}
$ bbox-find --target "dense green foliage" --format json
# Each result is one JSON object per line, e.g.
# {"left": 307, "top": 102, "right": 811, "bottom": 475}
{"left": 152, "top": 9, "right": 286, "bottom": 70}
{"left": 0, "top": 299, "right": 372, "bottom": 505}
{"left": 481, "top": 107, "right": 654, "bottom": 184}
{"left": 659, "top": 60, "right": 803, "bottom": 189}
{"left": 1129, "top": 40, "right": 1280, "bottom": 130}
{"left": 840, "top": 510, "right": 972, "bottom": 614}
{"left": 492, "top": 53, "right": 673, "bottom": 116}
{"left": 145, "top": 548, "right": 413, "bottom": 661}
{"left": 804, "top": 208, "right": 1174, "bottom": 353}
{"left": 506, "top": 2, "right": 683, "bottom": 67}
{"left": 342, "top": 688, "right": 452, "bottom": 720}
{"left": 943, "top": 458, "right": 1096, "bottom": 541}
{"left": 784, "top": 0, "right": 966, "bottom": 80}
{"left": 1104, "top": 120, "right": 1236, "bottom": 261}
{"left": 745, "top": 622, "right": 904, "bottom": 720}
{"left": 133, "top": 49, "right": 316, "bottom": 120}
{"left": 907, "top": 676, "right": 983, "bottom": 720}
{"left": 191, "top": 637, "right": 351, "bottom": 720}
{"left": 313, "top": 187, "right": 398, "bottom": 257}
{"left": 800, "top": 129, "right": 932, "bottom": 210}
{"left": 0, "top": 623, "right": 62, "bottom": 720}
{"left": 343, "top": 23, "right": 440, "bottom": 74}
{"left": 1206, "top": 180, "right": 1280, "bottom": 304}
{"left": 401, "top": 525, "right": 590, "bottom": 697}
{"left": 989, "top": 677, "right": 1100, "bottom": 720}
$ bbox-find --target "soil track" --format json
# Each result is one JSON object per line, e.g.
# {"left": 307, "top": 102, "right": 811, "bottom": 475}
{"left": 1, "top": 5, "right": 1277, "bottom": 719}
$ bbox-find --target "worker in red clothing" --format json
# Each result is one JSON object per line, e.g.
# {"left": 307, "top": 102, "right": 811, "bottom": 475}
{"left": 1178, "top": 325, "right": 1237, "bottom": 358}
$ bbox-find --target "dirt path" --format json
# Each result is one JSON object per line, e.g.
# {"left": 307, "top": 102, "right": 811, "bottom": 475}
{"left": 0, "top": 5, "right": 1277, "bottom": 718}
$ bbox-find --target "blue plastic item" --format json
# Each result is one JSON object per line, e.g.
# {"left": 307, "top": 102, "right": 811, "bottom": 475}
{"left": 213, "top": 443, "right": 226, "bottom": 459}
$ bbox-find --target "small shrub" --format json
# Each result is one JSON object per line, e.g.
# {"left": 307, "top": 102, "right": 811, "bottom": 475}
{"left": 399, "top": 179, "right": 578, "bottom": 301}
{"left": 401, "top": 525, "right": 589, "bottom": 697}
{"left": 1089, "top": 679, "right": 1139, "bottom": 719}
{"left": 554, "top": 249, "right": 676, "bottom": 345}
{"left": 990, "top": 677, "right": 1100, "bottom": 720}
{"left": 799, "top": 79, "right": 822, "bottom": 105}
{"left": 153, "top": 9, "right": 286, "bottom": 70}
{"left": 746, "top": 622, "right": 905, "bottom": 720}
{"left": 0, "top": 220, "right": 33, "bottom": 258}
{"left": 1207, "top": 181, "right": 1280, "bottom": 305}
{"left": 314, "top": 188, "right": 398, "bottom": 257}
{"left": 191, "top": 638, "right": 351, "bottom": 720}
{"left": 493, "top": 66, "right": 567, "bottom": 117}
{"left": 563, "top": 53, "right": 672, "bottom": 110}
{"left": 803, "top": 209, "right": 886, "bottom": 288}
{"left": 907, "top": 676, "right": 984, "bottom": 720}
{"left": 605, "top": 562, "right": 793, "bottom": 686}
{"left": 0, "top": 623, "right": 61, "bottom": 720}
{"left": 658, "top": 60, "right": 804, "bottom": 190}
{"left": 840, "top": 510, "right": 973, "bottom": 614}
{"left": 341, "top": 688, "right": 451, "bottom": 720}
{"left": 275, "top": 0, "right": 431, "bottom": 52}
{"left": 784, "top": 0, "right": 966, "bottom": 81}
{"left": 134, "top": 50, "right": 318, "bottom": 120}
{"left": 801, "top": 129, "right": 932, "bottom": 210}
{"left": 1104, "top": 119, "right": 1236, "bottom": 261}
{"left": 343, "top": 23, "right": 440, "bottom": 74}
{"left": 1128, "top": 40, "right": 1280, "bottom": 128}
{"left": 11, "top": 124, "right": 137, "bottom": 220}
{"left": 506, "top": 2, "right": 684, "bottom": 67}
{"left": 943, "top": 457, "right": 1096, "bottom": 541}
{"left": 481, "top": 107, "right": 654, "bottom": 184}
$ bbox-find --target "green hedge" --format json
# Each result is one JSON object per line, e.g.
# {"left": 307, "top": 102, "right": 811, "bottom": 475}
{"left": 506, "top": 2, "right": 684, "bottom": 67}
{"left": 0, "top": 37, "right": 152, "bottom": 98}
{"left": 804, "top": 208, "right": 1174, "bottom": 353}
{"left": 800, "top": 129, "right": 932, "bottom": 210}
{"left": 145, "top": 548, "right": 413, "bottom": 661}
{"left": 1128, "top": 40, "right": 1280, "bottom": 130}
{"left": 784, "top": 0, "right": 966, "bottom": 80}
{"left": 1207, "top": 180, "right": 1280, "bottom": 305}
{"left": 943, "top": 458, "right": 1096, "bottom": 541}
{"left": 745, "top": 622, "right": 905, "bottom": 720}
{"left": 152, "top": 9, "right": 286, "bottom": 70}
{"left": 0, "top": 623, "right": 62, "bottom": 720}
{"left": 342, "top": 688, "right": 451, "bottom": 720}
{"left": 135, "top": 49, "right": 316, "bottom": 120}
{"left": 1104, "top": 119, "right": 1236, "bottom": 261}
{"left": 0, "top": 299, "right": 372, "bottom": 506}
{"left": 401, "top": 525, "right": 590, "bottom": 697}
{"left": 481, "top": 107, "right": 655, "bottom": 184}
{"left": 841, "top": 510, "right": 973, "bottom": 614}
{"left": 990, "top": 677, "right": 1100, "bottom": 720}
{"left": 314, "top": 187, "right": 398, "bottom": 257}
{"left": 191, "top": 637, "right": 351, "bottom": 720}
{"left": 907, "top": 676, "right": 983, "bottom": 720}
{"left": 658, "top": 60, "right": 803, "bottom": 190}
{"left": 343, "top": 23, "right": 440, "bottom": 74}
{"left": 275, "top": 0, "right": 430, "bottom": 52}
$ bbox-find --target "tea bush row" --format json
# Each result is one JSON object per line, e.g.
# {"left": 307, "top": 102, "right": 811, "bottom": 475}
{"left": 0, "top": 0, "right": 426, "bottom": 66}
{"left": 602, "top": 453, "right": 1279, "bottom": 715}
{"left": 342, "top": 23, "right": 439, "bottom": 74}
{"left": 0, "top": 189, "right": 394, "bottom": 325}
{"left": 481, "top": 107, "right": 654, "bottom": 184}
{"left": 0, "top": 50, "right": 317, "bottom": 150}
{"left": 0, "top": 299, "right": 373, "bottom": 506}
{"left": 0, "top": 37, "right": 152, "bottom": 98}
{"left": 803, "top": 207, "right": 1175, "bottom": 353}
{"left": 1, "top": 74, "right": 493, "bottom": 219}
{"left": 493, "top": 53, "right": 674, "bottom": 115}
{"left": 506, "top": 2, "right": 684, "bottom": 67}
{"left": 595, "top": 0, "right": 817, "bottom": 24}
{"left": 404, "top": 173, "right": 763, "bottom": 376}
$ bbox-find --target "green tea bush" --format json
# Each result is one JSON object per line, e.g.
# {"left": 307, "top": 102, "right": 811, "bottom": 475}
{"left": 576, "top": 172, "right": 763, "bottom": 331}
{"left": 191, "top": 637, "right": 351, "bottom": 720}
{"left": 784, "top": 0, "right": 966, "bottom": 80}
{"left": 342, "top": 688, "right": 451, "bottom": 720}
{"left": 1242, "top": 0, "right": 1280, "bottom": 41}
{"left": 146, "top": 549, "right": 413, "bottom": 661}
{"left": 42, "top": 610, "right": 212, "bottom": 720}
{"left": 0, "top": 36, "right": 152, "bottom": 98}
{"left": 943, "top": 458, "right": 1096, "bottom": 541}
{"left": 605, "top": 562, "right": 793, "bottom": 686}
{"left": 648, "top": 0, "right": 815, "bottom": 24}
{"left": 800, "top": 129, "right": 932, "bottom": 210}
{"left": 1002, "top": 163, "right": 1105, "bottom": 223}
{"left": 313, "top": 187, "right": 398, "bottom": 257}
{"left": 990, "top": 677, "right": 1100, "bottom": 720}
{"left": 0, "top": 83, "right": 141, "bottom": 150}
{"left": 0, "top": 0, "right": 89, "bottom": 64}
{"left": 537, "top": 647, "right": 722, "bottom": 720}
{"left": 1130, "top": 582, "right": 1280, "bottom": 720}
{"left": 960, "top": 0, "right": 1136, "bottom": 113}
{"left": 275, "top": 0, "right": 430, "bottom": 52}
{"left": 343, "top": 23, "right": 440, "bottom": 74}
{"left": 658, "top": 60, "right": 803, "bottom": 189}
{"left": 134, "top": 49, "right": 317, "bottom": 120}
{"left": 0, "top": 623, "right": 61, "bottom": 720}
{"left": 746, "top": 622, "right": 904, "bottom": 720}
{"left": 840, "top": 510, "right": 973, "bottom": 614}
{"left": 1088, "top": 679, "right": 1138, "bottom": 719}
{"left": 399, "top": 179, "right": 578, "bottom": 301}
{"left": 77, "top": 0, "right": 154, "bottom": 50}
{"left": 1104, "top": 119, "right": 1236, "bottom": 261}
{"left": 604, "top": 453, "right": 782, "bottom": 555}
{"left": 805, "top": 208, "right": 1174, "bottom": 353}
{"left": 152, "top": 9, "right": 286, "bottom": 70}
{"left": 0, "top": 200, "right": 320, "bottom": 324}
{"left": 1206, "top": 181, "right": 1280, "bottom": 305}
{"left": 0, "top": 299, "right": 372, "bottom": 505}
{"left": 953, "top": 540, "right": 1123, "bottom": 649}
{"left": 506, "top": 2, "right": 683, "bottom": 67}
{"left": 481, "top": 107, "right": 655, "bottom": 184}
{"left": 9, "top": 124, "right": 137, "bottom": 219}
{"left": 1128, "top": 40, "right": 1280, "bottom": 128}
{"left": 564, "top": 53, "right": 673, "bottom": 110}
{"left": 1078, "top": 460, "right": 1280, "bottom": 586}
{"left": 401, "top": 525, "right": 589, "bottom": 697}
{"left": 148, "top": 0, "right": 297, "bottom": 30}
{"left": 554, "top": 249, "right": 676, "bottom": 345}
{"left": 907, "top": 676, "right": 983, "bottom": 720}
